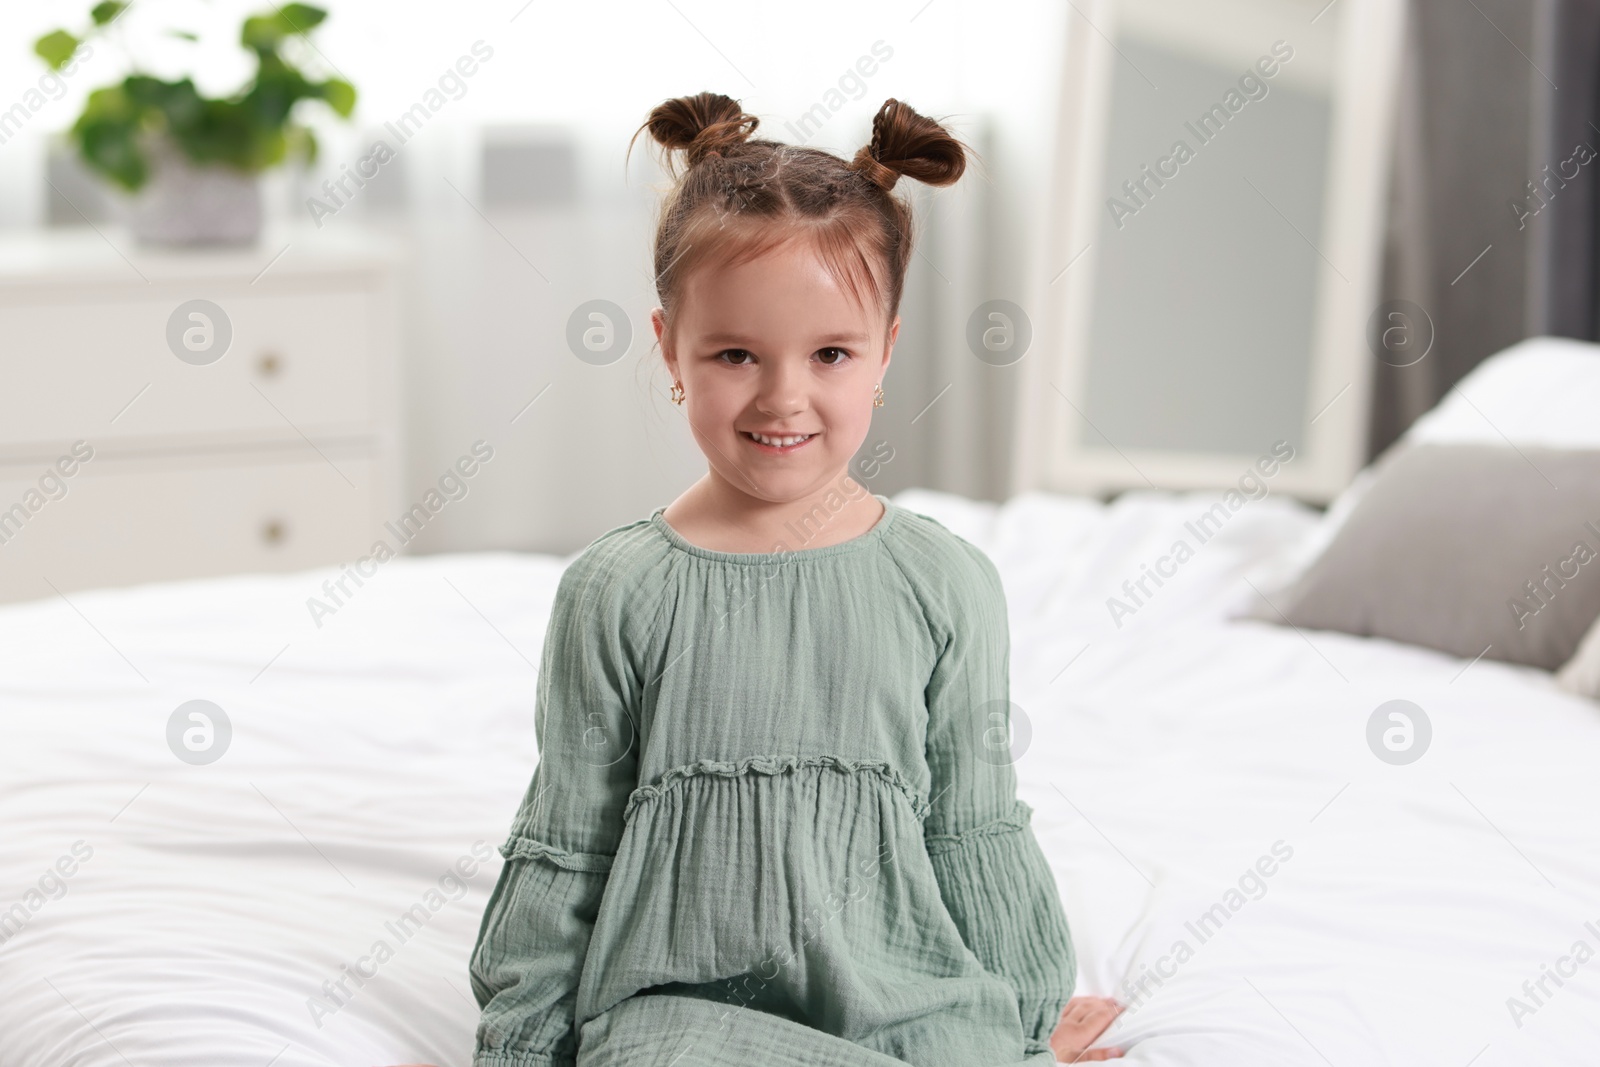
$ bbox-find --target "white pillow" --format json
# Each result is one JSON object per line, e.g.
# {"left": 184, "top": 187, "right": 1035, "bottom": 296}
{"left": 1558, "top": 617, "right": 1600, "bottom": 698}
{"left": 1400, "top": 335, "right": 1600, "bottom": 448}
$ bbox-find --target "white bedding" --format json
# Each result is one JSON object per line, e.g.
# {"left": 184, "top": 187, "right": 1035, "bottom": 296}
{"left": 2, "top": 486, "right": 1597, "bottom": 1066}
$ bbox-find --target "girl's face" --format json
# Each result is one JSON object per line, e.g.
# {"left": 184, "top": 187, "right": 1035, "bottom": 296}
{"left": 653, "top": 235, "right": 898, "bottom": 507}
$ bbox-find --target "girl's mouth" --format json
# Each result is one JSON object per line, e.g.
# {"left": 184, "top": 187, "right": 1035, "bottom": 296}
{"left": 740, "top": 431, "right": 818, "bottom": 454}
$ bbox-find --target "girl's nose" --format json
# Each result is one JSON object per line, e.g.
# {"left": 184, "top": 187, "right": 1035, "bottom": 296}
{"left": 755, "top": 364, "right": 808, "bottom": 418}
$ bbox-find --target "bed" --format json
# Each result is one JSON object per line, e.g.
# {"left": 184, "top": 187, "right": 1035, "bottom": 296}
{"left": 5, "top": 357, "right": 1600, "bottom": 1066}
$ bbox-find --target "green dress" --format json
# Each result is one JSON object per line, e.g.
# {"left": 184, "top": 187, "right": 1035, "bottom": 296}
{"left": 470, "top": 493, "right": 1076, "bottom": 1067}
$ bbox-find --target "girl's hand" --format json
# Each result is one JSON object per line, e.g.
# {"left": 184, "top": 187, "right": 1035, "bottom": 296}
{"left": 1049, "top": 996, "right": 1126, "bottom": 1062}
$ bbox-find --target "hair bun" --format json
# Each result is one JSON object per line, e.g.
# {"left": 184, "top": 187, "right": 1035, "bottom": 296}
{"left": 850, "top": 98, "right": 967, "bottom": 192}
{"left": 641, "top": 91, "right": 759, "bottom": 169}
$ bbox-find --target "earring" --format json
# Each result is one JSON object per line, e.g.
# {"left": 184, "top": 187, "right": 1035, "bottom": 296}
{"left": 670, "top": 381, "right": 685, "bottom": 405}
{"left": 873, "top": 382, "right": 885, "bottom": 408}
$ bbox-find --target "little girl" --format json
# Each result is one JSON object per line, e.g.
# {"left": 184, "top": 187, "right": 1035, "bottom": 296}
{"left": 466, "top": 92, "right": 1124, "bottom": 1067}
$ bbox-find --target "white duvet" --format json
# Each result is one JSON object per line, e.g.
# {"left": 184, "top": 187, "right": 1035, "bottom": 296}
{"left": 2, "top": 486, "right": 1598, "bottom": 1066}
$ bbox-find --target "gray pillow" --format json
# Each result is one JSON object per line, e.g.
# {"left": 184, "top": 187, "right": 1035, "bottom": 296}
{"left": 1245, "top": 443, "right": 1600, "bottom": 670}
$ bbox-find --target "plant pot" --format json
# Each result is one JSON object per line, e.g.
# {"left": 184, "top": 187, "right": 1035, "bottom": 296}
{"left": 124, "top": 137, "right": 262, "bottom": 246}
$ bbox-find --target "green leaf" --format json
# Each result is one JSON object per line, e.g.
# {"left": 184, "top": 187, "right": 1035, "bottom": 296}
{"left": 34, "top": 30, "right": 81, "bottom": 71}
{"left": 284, "top": 123, "right": 319, "bottom": 165}
{"left": 318, "top": 78, "right": 356, "bottom": 118}
{"left": 277, "top": 4, "right": 329, "bottom": 33}
{"left": 246, "top": 60, "right": 314, "bottom": 128}
{"left": 179, "top": 99, "right": 257, "bottom": 168}
{"left": 151, "top": 79, "right": 206, "bottom": 130}
{"left": 121, "top": 76, "right": 204, "bottom": 135}
{"left": 240, "top": 3, "right": 327, "bottom": 52}
{"left": 72, "top": 87, "right": 147, "bottom": 190}
{"left": 252, "top": 127, "right": 290, "bottom": 170}
{"left": 80, "top": 132, "right": 147, "bottom": 190}
{"left": 90, "top": 2, "right": 128, "bottom": 25}
{"left": 240, "top": 15, "right": 284, "bottom": 53}
{"left": 169, "top": 30, "right": 200, "bottom": 42}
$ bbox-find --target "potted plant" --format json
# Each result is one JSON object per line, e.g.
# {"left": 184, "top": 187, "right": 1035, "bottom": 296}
{"left": 35, "top": 2, "right": 357, "bottom": 245}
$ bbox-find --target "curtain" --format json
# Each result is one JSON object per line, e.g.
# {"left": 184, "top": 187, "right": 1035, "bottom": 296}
{"left": 1368, "top": 0, "right": 1600, "bottom": 459}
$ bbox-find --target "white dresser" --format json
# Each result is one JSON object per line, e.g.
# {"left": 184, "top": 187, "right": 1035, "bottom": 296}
{"left": 0, "top": 224, "right": 404, "bottom": 606}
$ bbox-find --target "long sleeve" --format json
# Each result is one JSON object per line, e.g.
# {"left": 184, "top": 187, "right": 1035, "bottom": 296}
{"left": 469, "top": 552, "right": 643, "bottom": 1067}
{"left": 922, "top": 541, "right": 1077, "bottom": 1059}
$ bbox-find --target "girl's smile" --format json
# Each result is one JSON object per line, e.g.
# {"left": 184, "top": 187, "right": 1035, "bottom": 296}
{"left": 740, "top": 429, "right": 819, "bottom": 453}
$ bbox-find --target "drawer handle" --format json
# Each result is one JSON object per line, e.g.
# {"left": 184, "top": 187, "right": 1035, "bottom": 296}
{"left": 257, "top": 352, "right": 284, "bottom": 378}
{"left": 261, "top": 519, "right": 288, "bottom": 546}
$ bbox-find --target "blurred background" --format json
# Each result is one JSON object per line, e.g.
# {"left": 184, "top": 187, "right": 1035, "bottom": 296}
{"left": 0, "top": 0, "right": 1595, "bottom": 603}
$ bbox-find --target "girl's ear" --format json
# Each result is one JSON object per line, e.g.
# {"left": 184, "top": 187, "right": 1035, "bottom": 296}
{"left": 651, "top": 307, "right": 674, "bottom": 372}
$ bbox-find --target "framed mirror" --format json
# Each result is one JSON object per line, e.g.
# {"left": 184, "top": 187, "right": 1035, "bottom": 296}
{"left": 1012, "top": 0, "right": 1406, "bottom": 503}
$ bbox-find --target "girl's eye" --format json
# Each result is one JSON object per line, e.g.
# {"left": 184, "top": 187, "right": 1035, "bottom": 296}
{"left": 715, "top": 347, "right": 852, "bottom": 366}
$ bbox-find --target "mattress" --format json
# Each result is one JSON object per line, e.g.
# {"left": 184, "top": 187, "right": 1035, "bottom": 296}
{"left": 2, "top": 486, "right": 1596, "bottom": 1066}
